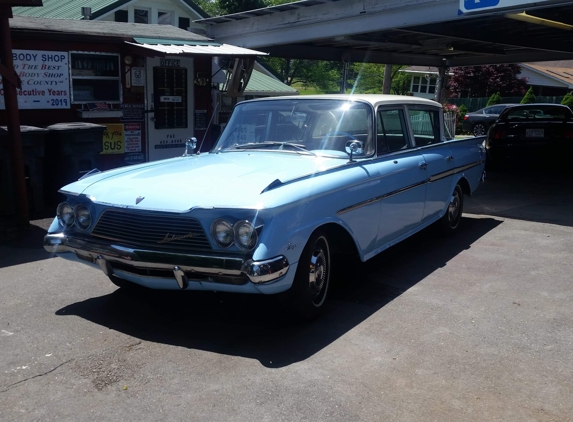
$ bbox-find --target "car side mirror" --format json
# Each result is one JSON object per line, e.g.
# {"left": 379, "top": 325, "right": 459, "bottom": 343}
{"left": 345, "top": 140, "right": 364, "bottom": 162}
{"left": 183, "top": 137, "right": 197, "bottom": 156}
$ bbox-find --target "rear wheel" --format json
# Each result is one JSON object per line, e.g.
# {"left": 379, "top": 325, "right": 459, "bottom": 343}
{"left": 280, "top": 230, "right": 331, "bottom": 321}
{"left": 439, "top": 184, "right": 464, "bottom": 235}
{"left": 472, "top": 123, "right": 487, "bottom": 136}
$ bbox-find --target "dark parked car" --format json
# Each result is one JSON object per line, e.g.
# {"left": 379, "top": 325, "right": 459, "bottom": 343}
{"left": 462, "top": 104, "right": 514, "bottom": 136}
{"left": 485, "top": 103, "right": 573, "bottom": 169}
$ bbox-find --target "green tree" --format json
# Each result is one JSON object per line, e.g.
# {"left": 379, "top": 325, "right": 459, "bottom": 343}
{"left": 193, "top": 0, "right": 292, "bottom": 16}
{"left": 486, "top": 92, "right": 502, "bottom": 106}
{"left": 521, "top": 87, "right": 536, "bottom": 104}
{"left": 458, "top": 104, "right": 468, "bottom": 134}
{"left": 561, "top": 92, "right": 573, "bottom": 108}
{"left": 348, "top": 63, "right": 406, "bottom": 94}
{"left": 261, "top": 58, "right": 341, "bottom": 91}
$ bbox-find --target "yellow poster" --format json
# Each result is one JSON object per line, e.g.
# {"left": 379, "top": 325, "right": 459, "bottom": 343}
{"left": 101, "top": 123, "right": 125, "bottom": 154}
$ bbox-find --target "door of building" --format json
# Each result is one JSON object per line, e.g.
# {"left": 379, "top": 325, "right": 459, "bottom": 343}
{"left": 146, "top": 57, "right": 194, "bottom": 161}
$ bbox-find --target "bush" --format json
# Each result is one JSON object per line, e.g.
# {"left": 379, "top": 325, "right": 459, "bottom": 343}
{"left": 561, "top": 92, "right": 573, "bottom": 108}
{"left": 521, "top": 87, "right": 536, "bottom": 104}
{"left": 457, "top": 105, "right": 468, "bottom": 134}
{"left": 486, "top": 92, "right": 502, "bottom": 106}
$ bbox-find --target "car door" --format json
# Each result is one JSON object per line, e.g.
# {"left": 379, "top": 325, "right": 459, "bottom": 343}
{"left": 406, "top": 106, "right": 454, "bottom": 221}
{"left": 373, "top": 106, "right": 427, "bottom": 250}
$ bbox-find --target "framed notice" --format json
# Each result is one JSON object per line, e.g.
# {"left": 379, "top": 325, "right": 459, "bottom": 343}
{"left": 120, "top": 103, "right": 145, "bottom": 121}
{"left": 101, "top": 123, "right": 125, "bottom": 154}
{"left": 0, "top": 50, "right": 70, "bottom": 110}
{"left": 124, "top": 123, "right": 142, "bottom": 153}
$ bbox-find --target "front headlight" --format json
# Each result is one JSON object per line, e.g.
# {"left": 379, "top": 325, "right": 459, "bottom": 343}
{"left": 56, "top": 202, "right": 75, "bottom": 228}
{"left": 74, "top": 205, "right": 92, "bottom": 230}
{"left": 211, "top": 219, "right": 234, "bottom": 248}
{"left": 234, "top": 220, "right": 258, "bottom": 250}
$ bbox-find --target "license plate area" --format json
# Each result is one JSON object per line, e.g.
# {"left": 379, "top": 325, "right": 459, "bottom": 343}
{"left": 526, "top": 128, "right": 544, "bottom": 137}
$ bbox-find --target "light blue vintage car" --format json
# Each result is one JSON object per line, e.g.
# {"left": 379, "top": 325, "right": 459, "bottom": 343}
{"left": 44, "top": 95, "right": 485, "bottom": 319}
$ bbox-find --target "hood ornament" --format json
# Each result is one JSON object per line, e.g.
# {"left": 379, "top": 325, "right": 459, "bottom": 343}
{"left": 135, "top": 196, "right": 145, "bottom": 205}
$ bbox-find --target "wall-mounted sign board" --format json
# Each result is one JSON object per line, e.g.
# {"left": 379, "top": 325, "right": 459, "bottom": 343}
{"left": 459, "top": 0, "right": 552, "bottom": 14}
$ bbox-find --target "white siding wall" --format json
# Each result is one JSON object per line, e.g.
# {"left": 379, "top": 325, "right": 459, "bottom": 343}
{"left": 97, "top": 0, "right": 206, "bottom": 33}
{"left": 519, "top": 67, "right": 569, "bottom": 88}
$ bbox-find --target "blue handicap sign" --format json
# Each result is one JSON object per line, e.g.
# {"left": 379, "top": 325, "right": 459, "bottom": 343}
{"left": 464, "top": 0, "right": 500, "bottom": 10}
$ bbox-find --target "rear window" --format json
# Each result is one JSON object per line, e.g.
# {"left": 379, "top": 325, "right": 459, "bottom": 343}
{"left": 501, "top": 105, "right": 573, "bottom": 120}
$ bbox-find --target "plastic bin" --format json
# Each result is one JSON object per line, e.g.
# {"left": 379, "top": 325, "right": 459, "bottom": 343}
{"left": 0, "top": 126, "right": 48, "bottom": 216}
{"left": 44, "top": 122, "right": 106, "bottom": 207}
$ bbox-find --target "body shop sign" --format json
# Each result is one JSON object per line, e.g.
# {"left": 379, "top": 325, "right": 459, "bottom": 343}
{"left": 0, "top": 50, "right": 70, "bottom": 110}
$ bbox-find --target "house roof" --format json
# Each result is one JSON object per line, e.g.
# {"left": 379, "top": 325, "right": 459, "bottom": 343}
{"left": 402, "top": 62, "right": 573, "bottom": 88}
{"left": 522, "top": 63, "right": 573, "bottom": 88}
{"left": 12, "top": 0, "right": 209, "bottom": 20}
{"left": 9, "top": 16, "right": 211, "bottom": 42}
{"left": 244, "top": 70, "right": 298, "bottom": 95}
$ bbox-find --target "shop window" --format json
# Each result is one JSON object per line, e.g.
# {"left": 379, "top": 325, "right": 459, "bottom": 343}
{"left": 134, "top": 9, "right": 149, "bottom": 24}
{"left": 70, "top": 52, "right": 121, "bottom": 103}
{"left": 114, "top": 10, "right": 127, "bottom": 22}
{"left": 178, "top": 17, "right": 190, "bottom": 30}
{"left": 158, "top": 11, "right": 172, "bottom": 25}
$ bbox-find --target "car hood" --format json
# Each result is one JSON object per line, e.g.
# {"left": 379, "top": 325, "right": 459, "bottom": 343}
{"left": 63, "top": 152, "right": 345, "bottom": 212}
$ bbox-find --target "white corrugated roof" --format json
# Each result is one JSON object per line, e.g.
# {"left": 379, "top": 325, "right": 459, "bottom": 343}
{"left": 125, "top": 41, "right": 267, "bottom": 56}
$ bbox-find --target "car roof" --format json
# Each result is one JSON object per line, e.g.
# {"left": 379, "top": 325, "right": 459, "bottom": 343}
{"left": 502, "top": 103, "right": 569, "bottom": 108}
{"left": 240, "top": 94, "right": 442, "bottom": 108}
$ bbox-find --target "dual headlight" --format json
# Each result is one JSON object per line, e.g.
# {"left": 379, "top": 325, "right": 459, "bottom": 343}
{"left": 57, "top": 202, "right": 92, "bottom": 230}
{"left": 210, "top": 219, "right": 258, "bottom": 251}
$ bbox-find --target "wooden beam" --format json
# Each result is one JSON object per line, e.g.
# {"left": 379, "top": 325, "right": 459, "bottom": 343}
{"left": 0, "top": 5, "right": 29, "bottom": 227}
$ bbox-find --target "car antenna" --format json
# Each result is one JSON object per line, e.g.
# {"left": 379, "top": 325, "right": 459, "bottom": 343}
{"left": 197, "top": 101, "right": 219, "bottom": 154}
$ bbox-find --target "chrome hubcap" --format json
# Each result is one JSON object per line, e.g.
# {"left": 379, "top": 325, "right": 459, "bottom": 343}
{"left": 308, "top": 238, "right": 328, "bottom": 306}
{"left": 448, "top": 192, "right": 460, "bottom": 224}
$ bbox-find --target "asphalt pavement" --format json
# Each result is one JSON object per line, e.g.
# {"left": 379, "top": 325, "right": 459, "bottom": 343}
{"left": 1, "top": 169, "right": 572, "bottom": 421}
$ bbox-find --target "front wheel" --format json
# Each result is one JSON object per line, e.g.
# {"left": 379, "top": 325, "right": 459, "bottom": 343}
{"left": 439, "top": 184, "right": 464, "bottom": 235}
{"left": 280, "top": 231, "right": 331, "bottom": 321}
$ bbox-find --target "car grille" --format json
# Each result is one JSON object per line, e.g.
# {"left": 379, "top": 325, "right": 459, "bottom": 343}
{"left": 91, "top": 210, "right": 212, "bottom": 252}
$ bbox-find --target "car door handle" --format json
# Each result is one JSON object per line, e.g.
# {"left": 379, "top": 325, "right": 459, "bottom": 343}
{"left": 447, "top": 155, "right": 454, "bottom": 161}
{"left": 419, "top": 162, "right": 427, "bottom": 169}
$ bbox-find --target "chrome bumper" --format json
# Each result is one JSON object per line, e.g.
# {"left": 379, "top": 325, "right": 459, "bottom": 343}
{"left": 44, "top": 233, "right": 289, "bottom": 286}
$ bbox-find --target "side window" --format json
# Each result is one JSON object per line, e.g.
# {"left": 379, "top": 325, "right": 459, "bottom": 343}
{"left": 408, "top": 108, "right": 441, "bottom": 146}
{"left": 483, "top": 107, "right": 494, "bottom": 114}
{"left": 491, "top": 106, "right": 505, "bottom": 115}
{"left": 377, "top": 108, "right": 410, "bottom": 155}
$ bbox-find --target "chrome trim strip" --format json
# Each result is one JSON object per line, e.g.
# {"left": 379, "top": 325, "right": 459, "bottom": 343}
{"left": 428, "top": 169, "right": 456, "bottom": 182}
{"left": 428, "top": 160, "right": 483, "bottom": 183}
{"left": 337, "top": 160, "right": 484, "bottom": 215}
{"left": 337, "top": 179, "right": 426, "bottom": 215}
{"left": 44, "top": 233, "right": 289, "bottom": 285}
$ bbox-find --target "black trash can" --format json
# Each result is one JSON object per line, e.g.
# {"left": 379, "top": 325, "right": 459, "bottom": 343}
{"left": 0, "top": 126, "right": 48, "bottom": 216}
{"left": 44, "top": 122, "right": 106, "bottom": 207}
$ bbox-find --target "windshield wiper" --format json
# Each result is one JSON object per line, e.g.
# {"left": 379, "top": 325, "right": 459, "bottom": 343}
{"left": 231, "top": 142, "right": 316, "bottom": 156}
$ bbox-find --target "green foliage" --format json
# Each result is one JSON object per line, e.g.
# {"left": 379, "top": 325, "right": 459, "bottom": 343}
{"left": 521, "top": 87, "right": 536, "bottom": 104}
{"left": 561, "top": 92, "right": 573, "bottom": 108}
{"left": 486, "top": 92, "right": 502, "bottom": 106}
{"left": 457, "top": 104, "right": 469, "bottom": 134}
{"left": 193, "top": 0, "right": 293, "bottom": 16}
{"left": 260, "top": 57, "right": 341, "bottom": 92}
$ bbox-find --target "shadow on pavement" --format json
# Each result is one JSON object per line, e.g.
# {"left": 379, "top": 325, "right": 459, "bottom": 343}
{"left": 0, "top": 221, "right": 52, "bottom": 268}
{"left": 55, "top": 216, "right": 501, "bottom": 368}
{"left": 467, "top": 167, "right": 573, "bottom": 227}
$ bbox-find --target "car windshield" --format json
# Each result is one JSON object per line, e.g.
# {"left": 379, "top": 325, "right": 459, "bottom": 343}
{"left": 501, "top": 105, "right": 573, "bottom": 120}
{"left": 213, "top": 99, "right": 374, "bottom": 158}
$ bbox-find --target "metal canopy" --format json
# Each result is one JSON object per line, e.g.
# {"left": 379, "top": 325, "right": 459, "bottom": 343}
{"left": 198, "top": 0, "right": 573, "bottom": 67}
